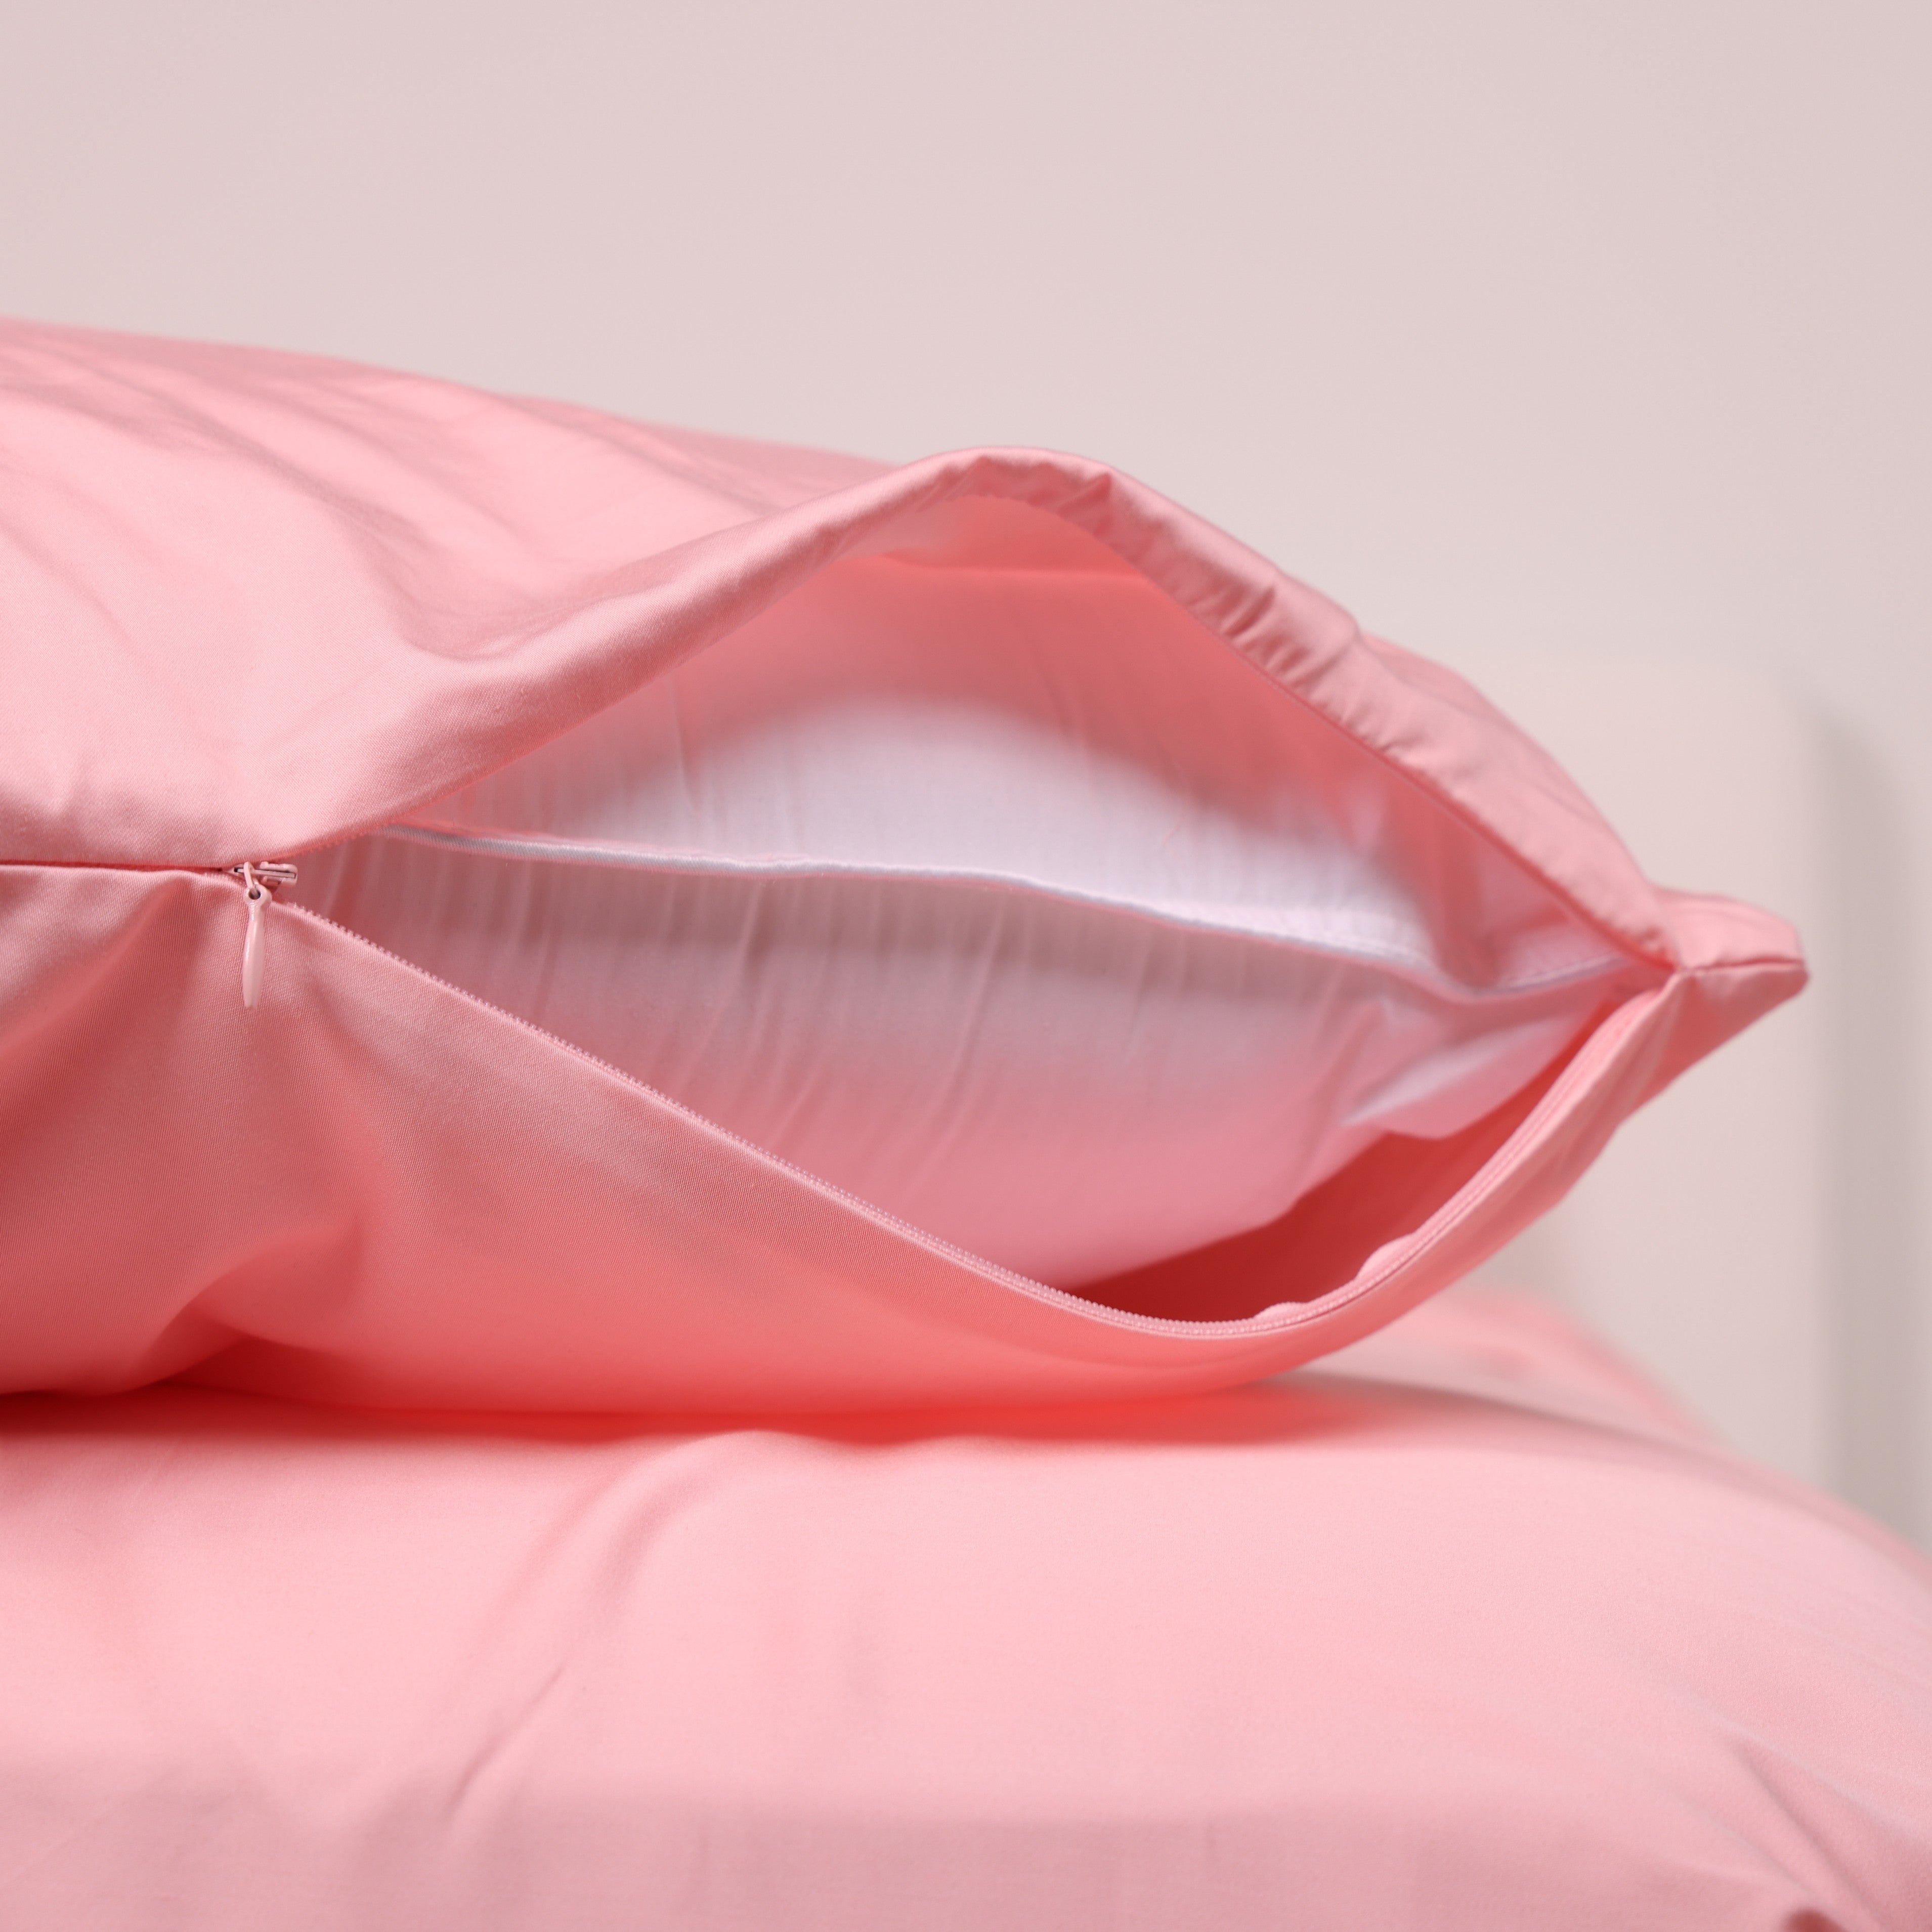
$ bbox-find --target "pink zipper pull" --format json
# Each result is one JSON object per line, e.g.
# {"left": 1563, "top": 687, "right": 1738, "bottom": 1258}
{"left": 231, "top": 862, "right": 297, "bottom": 1009}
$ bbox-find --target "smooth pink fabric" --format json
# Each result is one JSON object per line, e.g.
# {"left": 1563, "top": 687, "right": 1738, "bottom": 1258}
{"left": 2, "top": 1293, "right": 1927, "bottom": 1931}
{"left": 0, "top": 319, "right": 1806, "bottom": 1410}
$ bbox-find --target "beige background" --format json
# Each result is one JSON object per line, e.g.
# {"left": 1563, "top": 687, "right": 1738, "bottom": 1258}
{"left": 3, "top": 3, "right": 1927, "bottom": 1535}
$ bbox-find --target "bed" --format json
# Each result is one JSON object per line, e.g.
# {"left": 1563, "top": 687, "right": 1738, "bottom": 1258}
{"left": 2, "top": 319, "right": 1928, "bottom": 1929}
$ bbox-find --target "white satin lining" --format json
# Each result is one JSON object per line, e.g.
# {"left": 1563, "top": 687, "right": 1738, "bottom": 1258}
{"left": 295, "top": 546, "right": 1644, "bottom": 1290}
{"left": 373, "top": 820, "right": 1625, "bottom": 1002}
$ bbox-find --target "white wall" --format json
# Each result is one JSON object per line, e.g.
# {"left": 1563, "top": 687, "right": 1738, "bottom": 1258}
{"left": 4, "top": 2, "right": 1926, "bottom": 1534}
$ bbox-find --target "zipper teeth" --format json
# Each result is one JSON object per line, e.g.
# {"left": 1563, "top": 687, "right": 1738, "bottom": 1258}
{"left": 272, "top": 893, "right": 1273, "bottom": 1341}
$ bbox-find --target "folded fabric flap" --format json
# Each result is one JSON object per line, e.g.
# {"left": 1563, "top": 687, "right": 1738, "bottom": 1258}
{"left": 1635, "top": 889, "right": 1808, "bottom": 1103}
{"left": 1, "top": 324, "right": 1673, "bottom": 971}
{"left": 1255, "top": 894, "right": 1806, "bottom": 1360}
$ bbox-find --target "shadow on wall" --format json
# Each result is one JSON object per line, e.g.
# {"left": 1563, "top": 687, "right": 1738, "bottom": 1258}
{"left": 1822, "top": 715, "right": 1923, "bottom": 1538}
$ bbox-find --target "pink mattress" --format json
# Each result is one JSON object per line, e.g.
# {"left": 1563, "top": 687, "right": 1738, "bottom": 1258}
{"left": 4, "top": 1293, "right": 1929, "bottom": 1931}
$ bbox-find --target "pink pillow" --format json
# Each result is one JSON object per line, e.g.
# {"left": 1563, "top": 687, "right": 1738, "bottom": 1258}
{"left": 2, "top": 1293, "right": 1927, "bottom": 1929}
{"left": 0, "top": 320, "right": 1802, "bottom": 1411}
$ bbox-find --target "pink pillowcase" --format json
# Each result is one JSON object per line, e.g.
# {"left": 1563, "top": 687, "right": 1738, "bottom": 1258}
{"left": 0, "top": 319, "right": 1804, "bottom": 1411}
{"left": 3, "top": 1293, "right": 1927, "bottom": 1930}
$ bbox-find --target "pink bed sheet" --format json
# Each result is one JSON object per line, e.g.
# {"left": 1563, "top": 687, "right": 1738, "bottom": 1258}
{"left": 3, "top": 1293, "right": 1928, "bottom": 1931}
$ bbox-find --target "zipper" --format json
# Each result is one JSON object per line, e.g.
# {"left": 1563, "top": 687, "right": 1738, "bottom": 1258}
{"left": 230, "top": 861, "right": 298, "bottom": 1009}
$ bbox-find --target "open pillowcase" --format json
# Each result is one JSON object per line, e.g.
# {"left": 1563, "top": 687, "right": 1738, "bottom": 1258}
{"left": 0, "top": 320, "right": 1804, "bottom": 1413}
